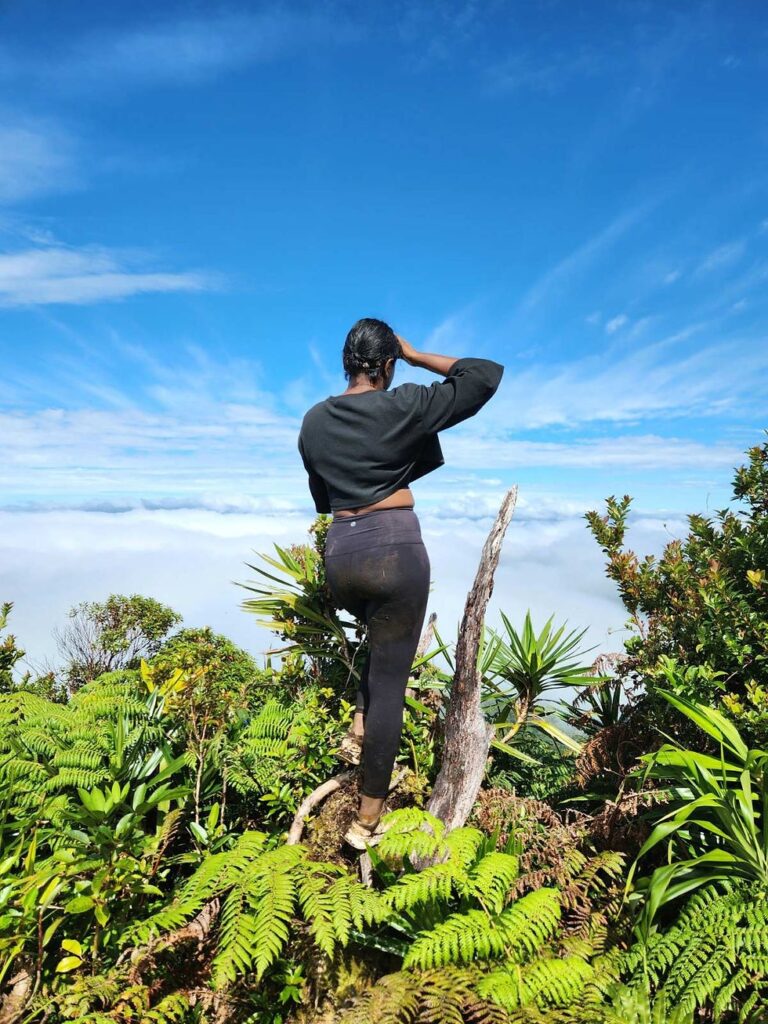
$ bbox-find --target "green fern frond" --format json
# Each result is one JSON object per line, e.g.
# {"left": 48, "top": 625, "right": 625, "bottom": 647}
{"left": 45, "top": 767, "right": 108, "bottom": 790}
{"left": 213, "top": 886, "right": 259, "bottom": 986}
{"left": 477, "top": 966, "right": 523, "bottom": 1011}
{"left": 141, "top": 990, "right": 191, "bottom": 1022}
{"left": 325, "top": 871, "right": 387, "bottom": 939}
{"left": 297, "top": 869, "right": 338, "bottom": 957}
{"left": 620, "top": 884, "right": 768, "bottom": 1021}
{"left": 468, "top": 852, "right": 520, "bottom": 913}
{"left": 384, "top": 861, "right": 456, "bottom": 912}
{"left": 443, "top": 826, "right": 485, "bottom": 868}
{"left": 246, "top": 845, "right": 302, "bottom": 978}
{"left": 404, "top": 907, "right": 507, "bottom": 969}
{"left": 500, "top": 889, "right": 562, "bottom": 963}
{"left": 377, "top": 808, "right": 447, "bottom": 863}
{"left": 520, "top": 955, "right": 594, "bottom": 1008}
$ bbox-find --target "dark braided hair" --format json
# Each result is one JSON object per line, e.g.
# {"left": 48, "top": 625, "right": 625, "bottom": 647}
{"left": 342, "top": 318, "right": 400, "bottom": 384}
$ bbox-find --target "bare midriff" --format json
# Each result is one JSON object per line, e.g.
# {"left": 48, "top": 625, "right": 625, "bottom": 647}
{"left": 334, "top": 487, "right": 415, "bottom": 518}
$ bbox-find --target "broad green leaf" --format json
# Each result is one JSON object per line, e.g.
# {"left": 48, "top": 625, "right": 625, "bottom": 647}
{"left": 55, "top": 955, "right": 83, "bottom": 973}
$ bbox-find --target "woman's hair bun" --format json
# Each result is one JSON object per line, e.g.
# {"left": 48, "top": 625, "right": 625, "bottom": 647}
{"left": 342, "top": 318, "right": 399, "bottom": 382}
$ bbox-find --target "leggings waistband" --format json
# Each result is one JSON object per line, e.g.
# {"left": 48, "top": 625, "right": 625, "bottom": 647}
{"left": 326, "top": 507, "right": 423, "bottom": 555}
{"left": 331, "top": 506, "right": 414, "bottom": 523}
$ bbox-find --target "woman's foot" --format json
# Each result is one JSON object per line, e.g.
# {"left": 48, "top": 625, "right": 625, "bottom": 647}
{"left": 337, "top": 731, "right": 363, "bottom": 765}
{"left": 344, "top": 801, "right": 390, "bottom": 850}
{"left": 336, "top": 710, "right": 365, "bottom": 765}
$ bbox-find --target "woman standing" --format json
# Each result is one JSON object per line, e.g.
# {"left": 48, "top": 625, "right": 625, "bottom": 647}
{"left": 298, "top": 318, "right": 503, "bottom": 849}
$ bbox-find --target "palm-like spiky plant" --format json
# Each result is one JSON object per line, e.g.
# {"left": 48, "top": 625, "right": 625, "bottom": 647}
{"left": 435, "top": 611, "right": 594, "bottom": 764}
{"left": 628, "top": 686, "right": 768, "bottom": 936}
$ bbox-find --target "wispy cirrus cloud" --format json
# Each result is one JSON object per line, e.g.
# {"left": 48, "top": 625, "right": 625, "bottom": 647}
{"left": 444, "top": 433, "right": 743, "bottom": 472}
{"left": 0, "top": 120, "right": 79, "bottom": 202}
{"left": 0, "top": 400, "right": 746, "bottom": 510}
{"left": 696, "top": 240, "right": 746, "bottom": 274}
{"left": 490, "top": 331, "right": 768, "bottom": 430}
{"left": 0, "top": 242, "right": 219, "bottom": 306}
{"left": 517, "top": 202, "right": 653, "bottom": 313}
{"left": 1, "top": 8, "right": 359, "bottom": 92}
{"left": 604, "top": 314, "right": 628, "bottom": 334}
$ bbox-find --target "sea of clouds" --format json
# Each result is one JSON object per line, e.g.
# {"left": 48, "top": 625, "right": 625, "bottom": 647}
{"left": 0, "top": 500, "right": 686, "bottom": 679}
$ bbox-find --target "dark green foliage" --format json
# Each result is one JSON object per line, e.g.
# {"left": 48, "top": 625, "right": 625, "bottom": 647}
{"left": 622, "top": 885, "right": 768, "bottom": 1022}
{"left": 585, "top": 438, "right": 768, "bottom": 744}
{"left": 0, "top": 601, "right": 25, "bottom": 693}
{"left": 56, "top": 593, "right": 182, "bottom": 691}
{"left": 153, "top": 626, "right": 261, "bottom": 692}
{"left": 225, "top": 686, "right": 341, "bottom": 824}
{"left": 486, "top": 729, "right": 576, "bottom": 801}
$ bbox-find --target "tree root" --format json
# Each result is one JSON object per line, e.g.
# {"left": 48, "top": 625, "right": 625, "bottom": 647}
{"left": 286, "top": 769, "right": 358, "bottom": 846}
{"left": 124, "top": 896, "right": 222, "bottom": 986}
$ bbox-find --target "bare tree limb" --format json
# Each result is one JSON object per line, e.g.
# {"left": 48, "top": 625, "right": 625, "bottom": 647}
{"left": 406, "top": 612, "right": 437, "bottom": 700}
{"left": 416, "top": 612, "right": 437, "bottom": 660}
{"left": 426, "top": 486, "right": 518, "bottom": 831}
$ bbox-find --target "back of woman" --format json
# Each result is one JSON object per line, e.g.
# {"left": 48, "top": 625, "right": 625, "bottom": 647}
{"left": 298, "top": 318, "right": 503, "bottom": 849}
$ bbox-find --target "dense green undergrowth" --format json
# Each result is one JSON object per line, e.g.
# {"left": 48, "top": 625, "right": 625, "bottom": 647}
{"left": 1, "top": 436, "right": 768, "bottom": 1023}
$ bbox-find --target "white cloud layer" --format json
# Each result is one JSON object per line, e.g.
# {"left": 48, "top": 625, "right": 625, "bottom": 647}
{"left": 0, "top": 244, "right": 218, "bottom": 306}
{"left": 0, "top": 507, "right": 681, "bottom": 677}
{"left": 0, "top": 394, "right": 744, "bottom": 507}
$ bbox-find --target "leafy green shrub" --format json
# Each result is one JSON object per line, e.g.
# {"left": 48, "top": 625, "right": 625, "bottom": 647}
{"left": 0, "top": 675, "right": 190, "bottom": 985}
{"left": 585, "top": 438, "right": 768, "bottom": 745}
{"left": 0, "top": 601, "right": 24, "bottom": 693}
{"left": 225, "top": 687, "right": 343, "bottom": 825}
{"left": 55, "top": 593, "right": 182, "bottom": 692}
{"left": 153, "top": 626, "right": 261, "bottom": 693}
{"left": 628, "top": 685, "right": 768, "bottom": 933}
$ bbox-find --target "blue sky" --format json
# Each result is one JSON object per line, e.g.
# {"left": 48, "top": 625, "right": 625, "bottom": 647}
{"left": 1, "top": 0, "right": 767, "bottom": 663}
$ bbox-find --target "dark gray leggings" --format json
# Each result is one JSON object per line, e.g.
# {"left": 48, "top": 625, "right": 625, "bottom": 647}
{"left": 324, "top": 508, "right": 430, "bottom": 798}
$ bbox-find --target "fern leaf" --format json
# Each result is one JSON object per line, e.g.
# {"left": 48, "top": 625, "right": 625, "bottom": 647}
{"left": 468, "top": 852, "right": 520, "bottom": 913}
{"left": 385, "top": 862, "right": 456, "bottom": 912}
{"left": 298, "top": 869, "right": 337, "bottom": 958}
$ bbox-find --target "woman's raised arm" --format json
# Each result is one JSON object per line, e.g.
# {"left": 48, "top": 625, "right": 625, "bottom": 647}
{"left": 396, "top": 334, "right": 459, "bottom": 377}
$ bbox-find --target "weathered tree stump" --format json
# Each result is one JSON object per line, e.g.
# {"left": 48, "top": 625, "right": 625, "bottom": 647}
{"left": 426, "top": 486, "right": 518, "bottom": 832}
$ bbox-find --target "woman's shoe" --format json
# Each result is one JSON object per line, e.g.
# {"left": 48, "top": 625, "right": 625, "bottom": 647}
{"left": 336, "top": 731, "right": 363, "bottom": 766}
{"left": 343, "top": 810, "right": 390, "bottom": 851}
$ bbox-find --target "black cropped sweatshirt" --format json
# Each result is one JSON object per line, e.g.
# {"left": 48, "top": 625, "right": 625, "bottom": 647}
{"left": 297, "top": 356, "right": 504, "bottom": 514}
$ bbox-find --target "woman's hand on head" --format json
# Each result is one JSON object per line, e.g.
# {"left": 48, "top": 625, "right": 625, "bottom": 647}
{"left": 395, "top": 334, "right": 418, "bottom": 366}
